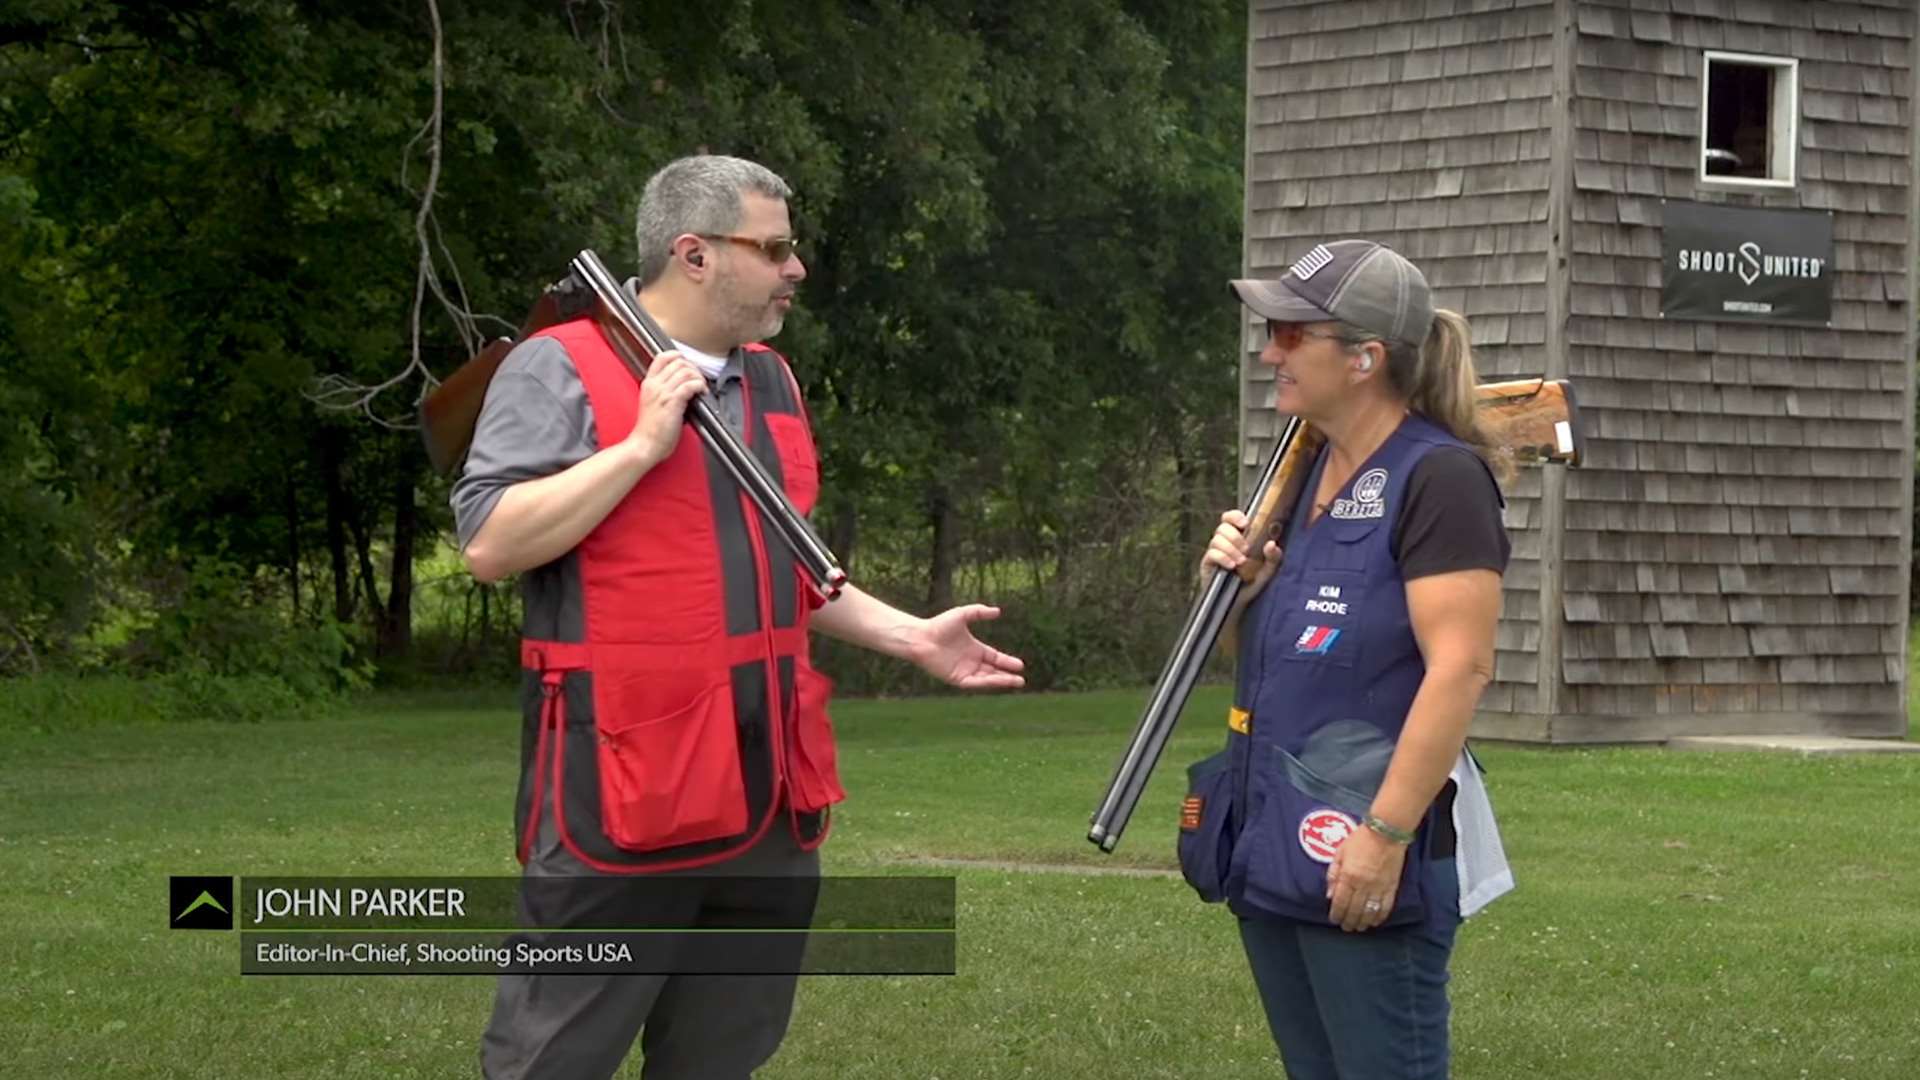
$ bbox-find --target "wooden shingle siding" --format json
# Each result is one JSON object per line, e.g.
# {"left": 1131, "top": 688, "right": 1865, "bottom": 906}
{"left": 1244, "top": 0, "right": 1915, "bottom": 740}
{"left": 1557, "top": 0, "right": 1912, "bottom": 736}
{"left": 1244, "top": 0, "right": 1560, "bottom": 722}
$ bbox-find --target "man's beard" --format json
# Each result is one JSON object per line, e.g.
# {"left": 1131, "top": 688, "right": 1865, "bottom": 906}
{"left": 716, "top": 267, "right": 788, "bottom": 343}
{"left": 750, "top": 304, "right": 787, "bottom": 341}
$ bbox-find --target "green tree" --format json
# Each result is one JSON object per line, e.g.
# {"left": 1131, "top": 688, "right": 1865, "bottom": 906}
{"left": 0, "top": 0, "right": 1247, "bottom": 690}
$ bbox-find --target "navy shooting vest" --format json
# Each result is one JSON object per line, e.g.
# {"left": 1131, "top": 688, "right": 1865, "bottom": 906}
{"left": 1176, "top": 413, "right": 1493, "bottom": 926}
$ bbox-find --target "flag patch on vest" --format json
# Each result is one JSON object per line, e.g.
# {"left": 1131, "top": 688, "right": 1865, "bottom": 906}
{"left": 1298, "top": 808, "right": 1358, "bottom": 863}
{"left": 1180, "top": 795, "right": 1204, "bottom": 832}
{"left": 1295, "top": 626, "right": 1341, "bottom": 654}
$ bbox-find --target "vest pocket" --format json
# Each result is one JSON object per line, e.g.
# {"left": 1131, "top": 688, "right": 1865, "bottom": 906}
{"left": 596, "top": 675, "right": 749, "bottom": 851}
{"left": 1314, "top": 521, "right": 1377, "bottom": 573}
{"left": 1274, "top": 574, "right": 1366, "bottom": 670}
{"left": 788, "top": 664, "right": 846, "bottom": 813}
{"left": 1176, "top": 750, "right": 1237, "bottom": 903}
{"left": 1238, "top": 746, "right": 1425, "bottom": 927}
{"left": 763, "top": 413, "right": 819, "bottom": 514}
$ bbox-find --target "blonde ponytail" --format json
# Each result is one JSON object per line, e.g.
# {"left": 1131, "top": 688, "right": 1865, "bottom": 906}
{"left": 1409, "top": 309, "right": 1511, "bottom": 483}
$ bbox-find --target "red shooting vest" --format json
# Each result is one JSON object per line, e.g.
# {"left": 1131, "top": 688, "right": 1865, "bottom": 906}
{"left": 514, "top": 317, "right": 845, "bottom": 873}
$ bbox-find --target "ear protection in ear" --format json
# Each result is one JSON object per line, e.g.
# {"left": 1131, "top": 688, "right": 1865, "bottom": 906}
{"left": 1356, "top": 355, "right": 1374, "bottom": 373}
{"left": 687, "top": 251, "right": 704, "bottom": 267}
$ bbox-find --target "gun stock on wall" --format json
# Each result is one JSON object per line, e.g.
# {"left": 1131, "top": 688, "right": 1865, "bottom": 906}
{"left": 418, "top": 249, "right": 848, "bottom": 601}
{"left": 1085, "top": 377, "right": 1584, "bottom": 853}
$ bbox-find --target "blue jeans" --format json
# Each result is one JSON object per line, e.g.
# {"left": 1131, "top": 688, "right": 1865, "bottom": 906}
{"left": 1237, "top": 857, "right": 1461, "bottom": 1080}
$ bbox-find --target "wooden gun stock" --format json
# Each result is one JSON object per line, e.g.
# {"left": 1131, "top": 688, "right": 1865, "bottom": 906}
{"left": 1235, "top": 377, "right": 1582, "bottom": 584}
{"left": 419, "top": 290, "right": 573, "bottom": 475}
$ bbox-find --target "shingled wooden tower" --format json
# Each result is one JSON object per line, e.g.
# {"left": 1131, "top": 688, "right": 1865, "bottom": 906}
{"left": 1240, "top": 0, "right": 1918, "bottom": 741}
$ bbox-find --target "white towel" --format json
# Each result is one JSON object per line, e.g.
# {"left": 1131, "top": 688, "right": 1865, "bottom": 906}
{"left": 1449, "top": 746, "right": 1514, "bottom": 918}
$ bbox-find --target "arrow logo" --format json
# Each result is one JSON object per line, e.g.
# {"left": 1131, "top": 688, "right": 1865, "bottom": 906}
{"left": 176, "top": 890, "right": 228, "bottom": 921}
{"left": 169, "top": 876, "right": 235, "bottom": 930}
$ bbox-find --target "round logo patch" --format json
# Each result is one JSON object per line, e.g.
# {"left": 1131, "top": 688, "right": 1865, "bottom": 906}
{"left": 1298, "top": 808, "right": 1358, "bottom": 864}
{"left": 1353, "top": 468, "right": 1389, "bottom": 504}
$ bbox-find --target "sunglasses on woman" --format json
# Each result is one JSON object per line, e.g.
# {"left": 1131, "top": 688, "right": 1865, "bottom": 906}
{"left": 1267, "top": 321, "right": 1362, "bottom": 351}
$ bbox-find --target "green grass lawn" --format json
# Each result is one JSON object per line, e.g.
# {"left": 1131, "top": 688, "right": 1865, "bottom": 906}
{"left": 3, "top": 685, "right": 1918, "bottom": 1078}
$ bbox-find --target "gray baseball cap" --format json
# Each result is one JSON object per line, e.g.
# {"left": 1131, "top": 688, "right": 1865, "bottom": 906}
{"left": 1230, "top": 240, "right": 1434, "bottom": 346}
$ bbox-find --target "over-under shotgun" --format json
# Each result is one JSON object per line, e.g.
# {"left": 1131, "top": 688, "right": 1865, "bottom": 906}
{"left": 420, "top": 250, "right": 847, "bottom": 601}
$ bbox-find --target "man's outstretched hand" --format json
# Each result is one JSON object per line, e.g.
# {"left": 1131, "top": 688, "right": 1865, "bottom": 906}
{"left": 910, "top": 604, "right": 1025, "bottom": 690}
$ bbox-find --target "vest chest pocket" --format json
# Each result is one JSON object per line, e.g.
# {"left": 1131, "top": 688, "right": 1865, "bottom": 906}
{"left": 1310, "top": 520, "right": 1379, "bottom": 573}
{"left": 1273, "top": 572, "right": 1367, "bottom": 670}
{"left": 762, "top": 413, "right": 819, "bottom": 514}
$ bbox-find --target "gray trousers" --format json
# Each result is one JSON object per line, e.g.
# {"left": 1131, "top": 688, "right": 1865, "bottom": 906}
{"left": 480, "top": 817, "right": 820, "bottom": 1080}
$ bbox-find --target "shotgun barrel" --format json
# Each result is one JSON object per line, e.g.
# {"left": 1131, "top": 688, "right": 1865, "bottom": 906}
{"left": 569, "top": 249, "right": 847, "bottom": 602}
{"left": 1087, "top": 414, "right": 1308, "bottom": 853}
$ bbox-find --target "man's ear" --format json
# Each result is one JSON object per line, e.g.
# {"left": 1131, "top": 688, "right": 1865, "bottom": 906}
{"left": 671, "top": 235, "right": 707, "bottom": 275}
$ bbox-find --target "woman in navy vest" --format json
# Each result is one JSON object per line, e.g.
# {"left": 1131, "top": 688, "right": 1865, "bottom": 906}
{"left": 1182, "top": 240, "right": 1514, "bottom": 1080}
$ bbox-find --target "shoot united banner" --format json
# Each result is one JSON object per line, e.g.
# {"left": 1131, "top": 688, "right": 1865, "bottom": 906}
{"left": 1661, "top": 200, "right": 1834, "bottom": 326}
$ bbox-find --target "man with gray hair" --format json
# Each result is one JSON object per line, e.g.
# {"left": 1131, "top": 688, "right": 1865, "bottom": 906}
{"left": 453, "top": 153, "right": 1025, "bottom": 1078}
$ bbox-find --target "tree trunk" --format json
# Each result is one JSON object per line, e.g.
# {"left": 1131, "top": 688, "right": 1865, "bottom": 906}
{"left": 348, "top": 514, "right": 383, "bottom": 628}
{"left": 1173, "top": 431, "right": 1198, "bottom": 552}
{"left": 284, "top": 464, "right": 302, "bottom": 620}
{"left": 1186, "top": 410, "right": 1237, "bottom": 551}
{"left": 322, "top": 426, "right": 354, "bottom": 623}
{"left": 380, "top": 455, "right": 417, "bottom": 659}
{"left": 925, "top": 484, "right": 955, "bottom": 611}
{"left": 1176, "top": 410, "right": 1234, "bottom": 556}
{"left": 826, "top": 504, "right": 858, "bottom": 578}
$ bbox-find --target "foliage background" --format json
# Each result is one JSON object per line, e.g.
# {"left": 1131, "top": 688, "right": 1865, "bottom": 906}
{"left": 0, "top": 0, "right": 1248, "bottom": 706}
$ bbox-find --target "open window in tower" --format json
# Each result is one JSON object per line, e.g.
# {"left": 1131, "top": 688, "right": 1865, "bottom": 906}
{"left": 1700, "top": 51, "right": 1798, "bottom": 188}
